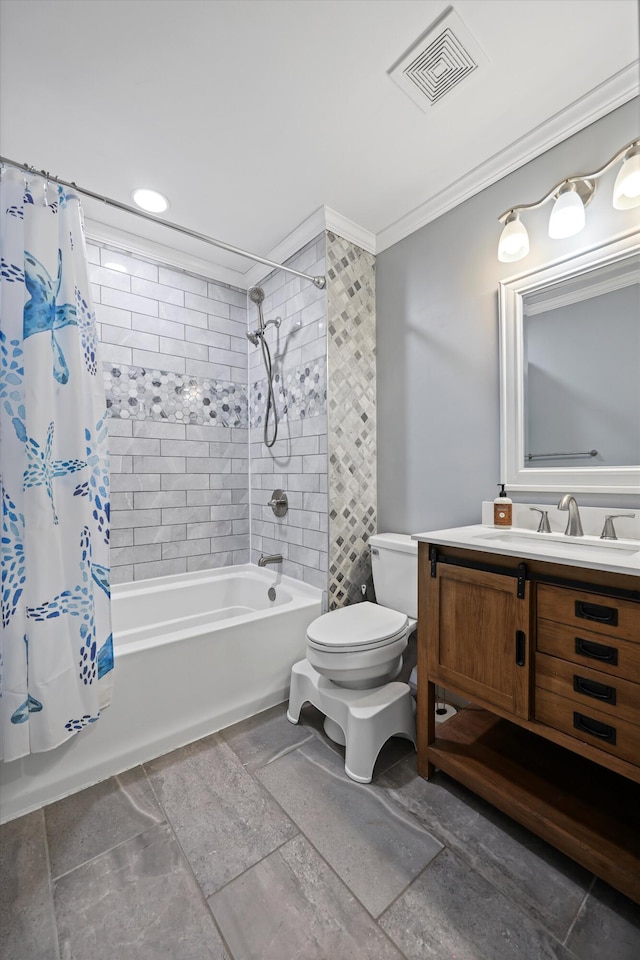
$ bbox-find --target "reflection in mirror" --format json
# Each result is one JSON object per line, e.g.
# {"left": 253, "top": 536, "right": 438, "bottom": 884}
{"left": 499, "top": 232, "right": 640, "bottom": 493}
{"left": 523, "top": 255, "right": 640, "bottom": 468}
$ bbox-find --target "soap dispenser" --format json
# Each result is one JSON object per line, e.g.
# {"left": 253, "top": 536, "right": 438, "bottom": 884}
{"left": 494, "top": 484, "right": 512, "bottom": 527}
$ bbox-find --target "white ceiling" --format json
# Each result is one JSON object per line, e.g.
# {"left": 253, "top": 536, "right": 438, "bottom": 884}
{"left": 1, "top": 0, "right": 638, "bottom": 286}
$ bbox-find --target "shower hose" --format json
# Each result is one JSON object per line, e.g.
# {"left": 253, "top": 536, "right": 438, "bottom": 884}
{"left": 260, "top": 332, "right": 278, "bottom": 448}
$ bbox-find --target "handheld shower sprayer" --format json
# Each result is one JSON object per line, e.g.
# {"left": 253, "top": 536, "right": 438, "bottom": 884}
{"left": 248, "top": 285, "right": 265, "bottom": 324}
{"left": 245, "top": 286, "right": 281, "bottom": 343}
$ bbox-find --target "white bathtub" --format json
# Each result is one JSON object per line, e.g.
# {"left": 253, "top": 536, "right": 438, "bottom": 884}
{"left": 0, "top": 565, "right": 322, "bottom": 822}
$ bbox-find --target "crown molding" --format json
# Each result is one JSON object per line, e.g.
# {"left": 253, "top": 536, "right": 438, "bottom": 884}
{"left": 244, "top": 207, "right": 328, "bottom": 287}
{"left": 325, "top": 207, "right": 376, "bottom": 254}
{"left": 87, "top": 204, "right": 377, "bottom": 293}
{"left": 244, "top": 205, "right": 377, "bottom": 288}
{"left": 84, "top": 219, "right": 248, "bottom": 288}
{"left": 377, "top": 62, "right": 640, "bottom": 253}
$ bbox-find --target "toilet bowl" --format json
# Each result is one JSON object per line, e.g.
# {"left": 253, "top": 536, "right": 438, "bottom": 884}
{"left": 306, "top": 601, "right": 409, "bottom": 689}
{"left": 288, "top": 533, "right": 418, "bottom": 782}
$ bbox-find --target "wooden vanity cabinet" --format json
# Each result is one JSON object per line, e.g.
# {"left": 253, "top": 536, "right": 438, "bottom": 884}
{"left": 416, "top": 541, "right": 640, "bottom": 904}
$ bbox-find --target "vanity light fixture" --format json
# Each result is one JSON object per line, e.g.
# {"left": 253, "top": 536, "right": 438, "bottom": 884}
{"left": 497, "top": 138, "right": 640, "bottom": 262}
{"left": 548, "top": 182, "right": 586, "bottom": 239}
{"left": 497, "top": 212, "right": 529, "bottom": 262}
{"left": 131, "top": 187, "right": 169, "bottom": 213}
{"left": 613, "top": 143, "right": 640, "bottom": 209}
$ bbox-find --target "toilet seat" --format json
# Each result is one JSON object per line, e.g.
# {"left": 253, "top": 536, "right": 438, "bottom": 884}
{"left": 306, "top": 602, "right": 408, "bottom": 654}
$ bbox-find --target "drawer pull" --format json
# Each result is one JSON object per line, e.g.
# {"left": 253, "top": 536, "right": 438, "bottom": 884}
{"left": 574, "top": 600, "right": 618, "bottom": 626}
{"left": 573, "top": 675, "right": 617, "bottom": 704}
{"left": 573, "top": 712, "right": 617, "bottom": 744}
{"left": 515, "top": 630, "right": 526, "bottom": 666}
{"left": 574, "top": 637, "right": 618, "bottom": 666}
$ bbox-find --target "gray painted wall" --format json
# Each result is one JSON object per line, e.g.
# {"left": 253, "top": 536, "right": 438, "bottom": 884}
{"left": 376, "top": 100, "right": 640, "bottom": 536}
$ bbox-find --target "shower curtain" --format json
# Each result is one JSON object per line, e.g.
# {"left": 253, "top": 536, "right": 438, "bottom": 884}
{"left": 0, "top": 165, "right": 113, "bottom": 762}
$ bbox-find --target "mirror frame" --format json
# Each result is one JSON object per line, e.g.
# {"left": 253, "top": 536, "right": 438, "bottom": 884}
{"left": 498, "top": 230, "right": 640, "bottom": 494}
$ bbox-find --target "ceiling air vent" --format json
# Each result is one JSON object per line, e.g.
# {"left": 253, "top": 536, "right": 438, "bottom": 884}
{"left": 389, "top": 7, "right": 488, "bottom": 112}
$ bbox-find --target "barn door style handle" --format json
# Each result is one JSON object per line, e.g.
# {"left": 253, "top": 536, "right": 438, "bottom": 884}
{"left": 515, "top": 630, "right": 526, "bottom": 666}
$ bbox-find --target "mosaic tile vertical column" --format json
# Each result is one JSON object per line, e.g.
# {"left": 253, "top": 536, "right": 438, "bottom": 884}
{"left": 326, "top": 231, "right": 376, "bottom": 608}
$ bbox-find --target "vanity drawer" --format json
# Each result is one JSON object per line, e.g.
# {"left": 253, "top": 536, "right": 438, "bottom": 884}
{"left": 537, "top": 620, "right": 640, "bottom": 684}
{"left": 535, "top": 653, "right": 640, "bottom": 727}
{"left": 536, "top": 584, "right": 640, "bottom": 644}
{"left": 535, "top": 687, "right": 640, "bottom": 766}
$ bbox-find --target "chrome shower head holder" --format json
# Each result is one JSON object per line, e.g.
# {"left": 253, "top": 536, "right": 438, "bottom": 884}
{"left": 245, "top": 316, "right": 281, "bottom": 344}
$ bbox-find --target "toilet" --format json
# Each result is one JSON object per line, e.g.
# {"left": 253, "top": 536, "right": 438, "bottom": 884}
{"left": 287, "top": 533, "right": 417, "bottom": 783}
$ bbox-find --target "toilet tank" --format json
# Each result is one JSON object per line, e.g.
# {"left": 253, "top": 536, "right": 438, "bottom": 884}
{"left": 369, "top": 533, "right": 418, "bottom": 619}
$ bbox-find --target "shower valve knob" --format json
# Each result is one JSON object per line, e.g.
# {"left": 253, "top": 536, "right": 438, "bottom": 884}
{"left": 268, "top": 489, "right": 288, "bottom": 517}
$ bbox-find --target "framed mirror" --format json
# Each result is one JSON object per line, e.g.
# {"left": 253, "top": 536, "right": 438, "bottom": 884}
{"left": 499, "top": 232, "right": 640, "bottom": 494}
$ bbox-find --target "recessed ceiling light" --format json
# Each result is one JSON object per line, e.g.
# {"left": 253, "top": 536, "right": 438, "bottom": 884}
{"left": 131, "top": 188, "right": 169, "bottom": 213}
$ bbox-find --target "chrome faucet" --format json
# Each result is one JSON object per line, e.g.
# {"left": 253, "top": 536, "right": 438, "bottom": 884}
{"left": 557, "top": 494, "right": 584, "bottom": 537}
{"left": 258, "top": 553, "right": 283, "bottom": 567}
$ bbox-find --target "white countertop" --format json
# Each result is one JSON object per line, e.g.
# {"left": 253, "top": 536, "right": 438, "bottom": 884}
{"left": 413, "top": 524, "right": 640, "bottom": 578}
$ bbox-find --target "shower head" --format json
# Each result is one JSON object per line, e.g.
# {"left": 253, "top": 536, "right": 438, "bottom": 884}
{"left": 248, "top": 286, "right": 265, "bottom": 305}
{"left": 246, "top": 330, "right": 260, "bottom": 346}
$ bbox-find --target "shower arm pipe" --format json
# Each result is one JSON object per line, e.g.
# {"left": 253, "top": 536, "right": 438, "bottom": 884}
{"left": 0, "top": 155, "right": 326, "bottom": 290}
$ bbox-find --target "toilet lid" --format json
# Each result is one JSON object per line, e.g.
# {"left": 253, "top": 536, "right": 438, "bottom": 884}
{"left": 307, "top": 602, "right": 408, "bottom": 652}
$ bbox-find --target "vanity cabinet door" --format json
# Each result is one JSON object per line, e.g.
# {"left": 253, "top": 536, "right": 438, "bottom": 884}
{"left": 426, "top": 563, "right": 531, "bottom": 719}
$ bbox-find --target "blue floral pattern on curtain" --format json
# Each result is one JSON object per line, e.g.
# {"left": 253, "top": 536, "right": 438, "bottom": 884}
{"left": 0, "top": 166, "right": 113, "bottom": 761}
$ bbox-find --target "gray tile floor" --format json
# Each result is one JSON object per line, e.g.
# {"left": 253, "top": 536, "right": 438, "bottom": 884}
{"left": 1, "top": 703, "right": 639, "bottom": 960}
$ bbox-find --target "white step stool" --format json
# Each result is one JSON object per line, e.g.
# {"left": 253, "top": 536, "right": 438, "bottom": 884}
{"left": 287, "top": 658, "right": 416, "bottom": 783}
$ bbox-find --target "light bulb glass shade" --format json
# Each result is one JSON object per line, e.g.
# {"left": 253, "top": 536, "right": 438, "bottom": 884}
{"left": 613, "top": 151, "right": 640, "bottom": 209}
{"left": 131, "top": 188, "right": 169, "bottom": 213}
{"left": 548, "top": 187, "right": 585, "bottom": 239}
{"left": 497, "top": 216, "right": 529, "bottom": 262}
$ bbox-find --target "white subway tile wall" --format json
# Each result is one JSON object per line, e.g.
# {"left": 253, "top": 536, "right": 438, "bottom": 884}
{"left": 90, "top": 243, "right": 249, "bottom": 583}
{"left": 248, "top": 236, "right": 329, "bottom": 594}
{"left": 90, "top": 232, "right": 366, "bottom": 604}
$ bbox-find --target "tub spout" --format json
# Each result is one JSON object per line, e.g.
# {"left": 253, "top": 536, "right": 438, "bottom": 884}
{"left": 258, "top": 553, "right": 283, "bottom": 567}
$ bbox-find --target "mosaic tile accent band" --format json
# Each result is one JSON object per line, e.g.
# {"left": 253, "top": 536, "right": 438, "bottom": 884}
{"left": 250, "top": 360, "right": 327, "bottom": 428}
{"left": 326, "top": 232, "right": 377, "bottom": 608}
{"left": 104, "top": 363, "right": 248, "bottom": 428}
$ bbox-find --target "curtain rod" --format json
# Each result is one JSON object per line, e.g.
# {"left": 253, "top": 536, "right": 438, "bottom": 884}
{"left": 0, "top": 156, "right": 326, "bottom": 290}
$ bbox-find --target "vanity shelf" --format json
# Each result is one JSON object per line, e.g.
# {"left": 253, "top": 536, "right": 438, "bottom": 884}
{"left": 427, "top": 705, "right": 640, "bottom": 904}
{"left": 415, "top": 536, "right": 640, "bottom": 904}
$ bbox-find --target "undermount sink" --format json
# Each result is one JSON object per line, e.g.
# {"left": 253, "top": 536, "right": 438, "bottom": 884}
{"left": 472, "top": 527, "right": 640, "bottom": 556}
